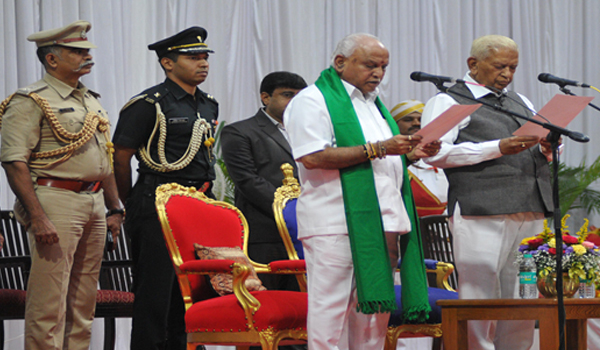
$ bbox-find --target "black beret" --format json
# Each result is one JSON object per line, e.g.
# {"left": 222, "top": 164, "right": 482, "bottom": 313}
{"left": 148, "top": 26, "right": 214, "bottom": 58}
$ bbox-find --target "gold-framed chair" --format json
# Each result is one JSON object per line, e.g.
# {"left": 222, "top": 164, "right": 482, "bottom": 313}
{"left": 272, "top": 163, "right": 306, "bottom": 292}
{"left": 155, "top": 183, "right": 307, "bottom": 350}
{"left": 272, "top": 164, "right": 458, "bottom": 350}
{"left": 385, "top": 259, "right": 457, "bottom": 350}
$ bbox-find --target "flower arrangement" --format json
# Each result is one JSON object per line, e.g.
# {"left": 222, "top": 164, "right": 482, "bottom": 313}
{"left": 516, "top": 215, "right": 600, "bottom": 284}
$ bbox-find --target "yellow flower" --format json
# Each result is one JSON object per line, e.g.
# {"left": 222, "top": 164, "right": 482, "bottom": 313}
{"left": 520, "top": 236, "right": 537, "bottom": 245}
{"left": 561, "top": 214, "right": 571, "bottom": 235}
{"left": 576, "top": 218, "right": 590, "bottom": 243}
{"left": 548, "top": 238, "right": 556, "bottom": 248}
{"left": 572, "top": 244, "right": 587, "bottom": 256}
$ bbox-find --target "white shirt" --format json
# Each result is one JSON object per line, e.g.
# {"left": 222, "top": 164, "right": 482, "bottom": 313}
{"left": 262, "top": 108, "right": 290, "bottom": 142}
{"left": 421, "top": 72, "right": 536, "bottom": 169}
{"left": 284, "top": 81, "right": 411, "bottom": 238}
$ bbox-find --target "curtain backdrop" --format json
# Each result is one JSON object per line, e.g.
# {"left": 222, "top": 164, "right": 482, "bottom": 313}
{"left": 2, "top": 1, "right": 600, "bottom": 349}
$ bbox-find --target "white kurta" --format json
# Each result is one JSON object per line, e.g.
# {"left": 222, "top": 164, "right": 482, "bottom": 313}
{"left": 285, "top": 81, "right": 411, "bottom": 239}
{"left": 284, "top": 80, "right": 409, "bottom": 350}
{"left": 421, "top": 73, "right": 544, "bottom": 350}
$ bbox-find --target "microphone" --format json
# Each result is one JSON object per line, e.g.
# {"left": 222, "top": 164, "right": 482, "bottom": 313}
{"left": 566, "top": 131, "right": 590, "bottom": 143}
{"left": 538, "top": 73, "right": 590, "bottom": 88}
{"left": 410, "top": 71, "right": 465, "bottom": 85}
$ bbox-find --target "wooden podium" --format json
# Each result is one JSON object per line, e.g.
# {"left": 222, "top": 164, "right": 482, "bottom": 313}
{"left": 437, "top": 298, "right": 600, "bottom": 350}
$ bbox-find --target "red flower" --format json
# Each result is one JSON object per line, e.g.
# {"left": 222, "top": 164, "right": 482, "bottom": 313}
{"left": 528, "top": 238, "right": 544, "bottom": 249}
{"left": 562, "top": 235, "right": 578, "bottom": 244}
{"left": 548, "top": 248, "right": 566, "bottom": 255}
{"left": 586, "top": 233, "right": 600, "bottom": 246}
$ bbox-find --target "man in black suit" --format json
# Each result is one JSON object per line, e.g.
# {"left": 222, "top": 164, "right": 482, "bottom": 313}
{"left": 221, "top": 71, "right": 306, "bottom": 291}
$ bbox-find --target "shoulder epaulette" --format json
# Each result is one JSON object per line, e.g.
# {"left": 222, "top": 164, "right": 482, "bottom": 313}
{"left": 141, "top": 85, "right": 169, "bottom": 104}
{"left": 16, "top": 82, "right": 48, "bottom": 96}
{"left": 120, "top": 95, "right": 148, "bottom": 112}
{"left": 120, "top": 84, "right": 169, "bottom": 112}
{"left": 88, "top": 89, "right": 101, "bottom": 99}
{"left": 199, "top": 90, "right": 218, "bottom": 105}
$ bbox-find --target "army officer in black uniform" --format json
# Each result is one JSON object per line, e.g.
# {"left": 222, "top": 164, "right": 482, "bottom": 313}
{"left": 112, "top": 27, "right": 218, "bottom": 350}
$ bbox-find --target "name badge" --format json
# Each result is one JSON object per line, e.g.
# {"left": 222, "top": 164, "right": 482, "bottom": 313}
{"left": 168, "top": 117, "right": 188, "bottom": 125}
{"left": 59, "top": 107, "right": 75, "bottom": 113}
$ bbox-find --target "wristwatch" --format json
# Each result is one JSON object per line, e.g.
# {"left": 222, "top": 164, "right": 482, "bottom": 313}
{"left": 106, "top": 208, "right": 126, "bottom": 217}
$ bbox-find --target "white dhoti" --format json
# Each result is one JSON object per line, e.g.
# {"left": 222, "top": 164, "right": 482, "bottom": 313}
{"left": 303, "top": 234, "right": 390, "bottom": 350}
{"left": 450, "top": 203, "right": 544, "bottom": 350}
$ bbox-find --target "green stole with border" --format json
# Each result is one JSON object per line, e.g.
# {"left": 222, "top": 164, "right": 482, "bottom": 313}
{"left": 315, "top": 67, "right": 430, "bottom": 321}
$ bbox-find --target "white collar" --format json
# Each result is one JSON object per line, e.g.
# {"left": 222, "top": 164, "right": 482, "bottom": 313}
{"left": 463, "top": 71, "right": 508, "bottom": 99}
{"left": 341, "top": 79, "right": 379, "bottom": 102}
{"left": 261, "top": 108, "right": 281, "bottom": 126}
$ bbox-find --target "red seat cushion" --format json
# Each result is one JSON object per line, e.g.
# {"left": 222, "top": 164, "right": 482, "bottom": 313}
{"left": 96, "top": 289, "right": 135, "bottom": 305}
{"left": 185, "top": 290, "right": 307, "bottom": 333}
{"left": 0, "top": 289, "right": 26, "bottom": 318}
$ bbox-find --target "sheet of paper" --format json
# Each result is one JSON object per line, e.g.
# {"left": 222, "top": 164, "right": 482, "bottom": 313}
{"left": 415, "top": 104, "right": 481, "bottom": 144}
{"left": 513, "top": 94, "right": 594, "bottom": 137}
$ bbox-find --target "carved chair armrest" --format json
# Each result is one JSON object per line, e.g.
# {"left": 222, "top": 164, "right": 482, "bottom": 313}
{"left": 269, "top": 259, "right": 308, "bottom": 292}
{"left": 251, "top": 259, "right": 306, "bottom": 275}
{"left": 397, "top": 258, "right": 456, "bottom": 292}
{"left": 268, "top": 259, "right": 306, "bottom": 274}
{"left": 179, "top": 259, "right": 237, "bottom": 274}
{"left": 178, "top": 259, "right": 262, "bottom": 321}
{"left": 424, "top": 259, "right": 456, "bottom": 292}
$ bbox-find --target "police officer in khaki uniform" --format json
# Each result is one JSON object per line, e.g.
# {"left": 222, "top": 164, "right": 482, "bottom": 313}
{"left": 0, "top": 20, "right": 124, "bottom": 350}
{"left": 113, "top": 27, "right": 218, "bottom": 350}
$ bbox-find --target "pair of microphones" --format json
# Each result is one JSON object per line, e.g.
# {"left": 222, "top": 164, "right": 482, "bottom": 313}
{"left": 410, "top": 71, "right": 591, "bottom": 88}
{"left": 410, "top": 71, "right": 591, "bottom": 143}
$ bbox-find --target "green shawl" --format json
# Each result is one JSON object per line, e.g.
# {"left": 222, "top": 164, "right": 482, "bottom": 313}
{"left": 315, "top": 67, "right": 431, "bottom": 322}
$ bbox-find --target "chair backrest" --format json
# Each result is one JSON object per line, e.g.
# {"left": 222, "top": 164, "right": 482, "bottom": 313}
{"left": 419, "top": 214, "right": 458, "bottom": 290}
{"left": 0, "top": 210, "right": 30, "bottom": 290}
{"left": 98, "top": 227, "right": 134, "bottom": 292}
{"left": 273, "top": 163, "right": 303, "bottom": 260}
{"left": 155, "top": 183, "right": 249, "bottom": 302}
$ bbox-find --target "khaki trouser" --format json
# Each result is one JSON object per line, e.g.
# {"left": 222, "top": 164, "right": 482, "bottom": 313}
{"left": 16, "top": 186, "right": 106, "bottom": 350}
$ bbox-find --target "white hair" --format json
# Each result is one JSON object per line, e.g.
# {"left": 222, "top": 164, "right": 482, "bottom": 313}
{"left": 330, "top": 33, "right": 380, "bottom": 66}
{"left": 470, "top": 35, "right": 519, "bottom": 60}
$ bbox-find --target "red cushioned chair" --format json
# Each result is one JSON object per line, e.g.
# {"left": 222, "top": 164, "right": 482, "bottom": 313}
{"left": 0, "top": 210, "right": 29, "bottom": 350}
{"left": 95, "top": 228, "right": 135, "bottom": 350}
{"left": 155, "top": 183, "right": 307, "bottom": 350}
{"left": 0, "top": 210, "right": 134, "bottom": 350}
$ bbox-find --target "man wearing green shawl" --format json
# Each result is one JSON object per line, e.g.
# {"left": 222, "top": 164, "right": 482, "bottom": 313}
{"left": 284, "top": 33, "right": 440, "bottom": 350}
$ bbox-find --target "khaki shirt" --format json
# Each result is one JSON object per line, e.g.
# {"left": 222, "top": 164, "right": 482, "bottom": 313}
{"left": 1, "top": 73, "right": 112, "bottom": 182}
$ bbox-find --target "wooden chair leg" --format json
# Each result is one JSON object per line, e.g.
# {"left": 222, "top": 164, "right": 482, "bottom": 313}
{"left": 432, "top": 337, "right": 442, "bottom": 350}
{"left": 103, "top": 317, "right": 116, "bottom": 350}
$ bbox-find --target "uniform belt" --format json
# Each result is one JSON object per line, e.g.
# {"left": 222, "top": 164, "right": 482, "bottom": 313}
{"left": 37, "top": 177, "right": 102, "bottom": 193}
{"left": 140, "top": 173, "right": 210, "bottom": 192}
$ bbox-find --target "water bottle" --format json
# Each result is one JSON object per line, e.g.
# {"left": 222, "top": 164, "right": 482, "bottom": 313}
{"left": 519, "top": 253, "right": 538, "bottom": 299}
{"left": 578, "top": 279, "right": 595, "bottom": 298}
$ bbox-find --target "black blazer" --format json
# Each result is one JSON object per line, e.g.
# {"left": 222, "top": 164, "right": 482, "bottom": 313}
{"left": 220, "top": 109, "right": 298, "bottom": 244}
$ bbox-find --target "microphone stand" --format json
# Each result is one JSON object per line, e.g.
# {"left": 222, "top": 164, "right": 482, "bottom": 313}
{"left": 433, "top": 81, "right": 589, "bottom": 350}
{"left": 559, "top": 86, "right": 600, "bottom": 112}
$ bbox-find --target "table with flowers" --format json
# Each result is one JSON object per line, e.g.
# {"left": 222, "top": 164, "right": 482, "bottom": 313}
{"left": 438, "top": 216, "right": 600, "bottom": 350}
{"left": 516, "top": 216, "right": 600, "bottom": 298}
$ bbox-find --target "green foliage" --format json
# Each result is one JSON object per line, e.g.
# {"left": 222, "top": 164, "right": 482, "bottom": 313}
{"left": 556, "top": 155, "right": 600, "bottom": 217}
{"left": 214, "top": 158, "right": 236, "bottom": 204}
{"left": 212, "top": 121, "right": 236, "bottom": 204}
